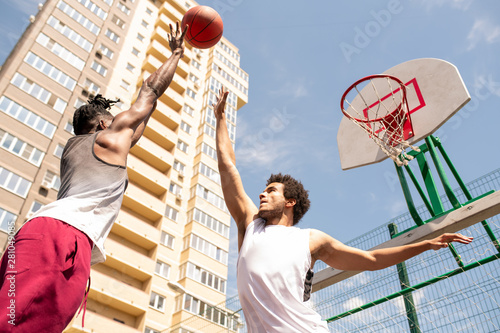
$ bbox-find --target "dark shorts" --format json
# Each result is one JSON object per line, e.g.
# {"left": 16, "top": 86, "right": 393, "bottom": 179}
{"left": 0, "top": 217, "right": 92, "bottom": 332}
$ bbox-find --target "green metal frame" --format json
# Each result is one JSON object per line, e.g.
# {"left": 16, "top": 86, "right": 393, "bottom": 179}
{"left": 326, "top": 135, "right": 500, "bottom": 326}
{"left": 395, "top": 135, "right": 500, "bottom": 253}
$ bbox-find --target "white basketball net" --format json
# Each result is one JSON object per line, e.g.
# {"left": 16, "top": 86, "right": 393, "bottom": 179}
{"left": 341, "top": 75, "right": 420, "bottom": 166}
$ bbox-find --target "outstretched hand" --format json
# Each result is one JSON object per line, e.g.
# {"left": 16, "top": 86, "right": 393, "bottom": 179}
{"left": 428, "top": 233, "right": 473, "bottom": 251}
{"left": 212, "top": 87, "right": 229, "bottom": 119}
{"left": 168, "top": 21, "right": 187, "bottom": 56}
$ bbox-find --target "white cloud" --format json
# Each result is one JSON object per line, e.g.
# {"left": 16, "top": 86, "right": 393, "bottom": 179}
{"left": 467, "top": 18, "right": 500, "bottom": 50}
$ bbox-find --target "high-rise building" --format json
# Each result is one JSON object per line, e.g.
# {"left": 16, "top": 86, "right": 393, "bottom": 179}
{"left": 0, "top": 0, "right": 248, "bottom": 332}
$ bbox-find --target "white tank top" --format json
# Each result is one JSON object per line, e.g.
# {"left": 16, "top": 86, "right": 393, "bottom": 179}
{"left": 237, "top": 219, "right": 329, "bottom": 332}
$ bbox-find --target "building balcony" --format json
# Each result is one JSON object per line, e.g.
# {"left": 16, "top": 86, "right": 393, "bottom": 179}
{"left": 153, "top": 98, "right": 181, "bottom": 130}
{"left": 130, "top": 136, "right": 173, "bottom": 173}
{"left": 88, "top": 269, "right": 148, "bottom": 317}
{"left": 127, "top": 154, "right": 169, "bottom": 197}
{"left": 112, "top": 208, "right": 160, "bottom": 251}
{"left": 122, "top": 183, "right": 164, "bottom": 222}
{"left": 103, "top": 236, "right": 154, "bottom": 282}
{"left": 144, "top": 116, "right": 177, "bottom": 151}
{"left": 64, "top": 310, "right": 141, "bottom": 333}
{"left": 159, "top": 1, "right": 184, "bottom": 25}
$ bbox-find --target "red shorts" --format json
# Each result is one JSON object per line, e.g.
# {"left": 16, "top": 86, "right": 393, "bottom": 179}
{"left": 0, "top": 217, "right": 92, "bottom": 332}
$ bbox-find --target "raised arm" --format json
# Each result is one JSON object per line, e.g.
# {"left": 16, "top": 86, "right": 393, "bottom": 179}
{"left": 96, "top": 22, "right": 187, "bottom": 160}
{"left": 310, "top": 229, "right": 473, "bottom": 271}
{"left": 213, "top": 87, "right": 258, "bottom": 246}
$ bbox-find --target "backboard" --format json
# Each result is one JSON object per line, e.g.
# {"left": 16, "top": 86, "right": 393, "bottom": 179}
{"left": 337, "top": 58, "right": 471, "bottom": 170}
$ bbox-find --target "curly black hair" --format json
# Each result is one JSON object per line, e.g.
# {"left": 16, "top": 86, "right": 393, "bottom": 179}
{"left": 73, "top": 94, "right": 120, "bottom": 135}
{"left": 266, "top": 173, "right": 310, "bottom": 225}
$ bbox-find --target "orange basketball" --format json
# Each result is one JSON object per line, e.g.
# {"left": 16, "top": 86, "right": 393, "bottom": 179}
{"left": 181, "top": 6, "right": 223, "bottom": 49}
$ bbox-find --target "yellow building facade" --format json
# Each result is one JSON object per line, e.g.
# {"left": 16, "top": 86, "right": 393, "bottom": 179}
{"left": 0, "top": 0, "right": 248, "bottom": 332}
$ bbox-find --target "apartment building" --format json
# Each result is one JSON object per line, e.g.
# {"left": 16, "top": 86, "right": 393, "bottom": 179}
{"left": 0, "top": 0, "right": 248, "bottom": 332}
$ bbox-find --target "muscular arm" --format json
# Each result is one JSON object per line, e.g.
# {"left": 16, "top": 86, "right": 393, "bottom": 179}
{"left": 214, "top": 88, "right": 258, "bottom": 248}
{"left": 96, "top": 23, "right": 186, "bottom": 161}
{"left": 310, "top": 229, "right": 473, "bottom": 271}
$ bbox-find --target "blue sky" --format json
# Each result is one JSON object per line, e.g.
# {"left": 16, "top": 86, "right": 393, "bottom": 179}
{"left": 2, "top": 0, "right": 500, "bottom": 297}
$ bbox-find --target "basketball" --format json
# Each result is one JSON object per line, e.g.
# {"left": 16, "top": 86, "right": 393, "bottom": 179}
{"left": 181, "top": 6, "right": 223, "bottom": 49}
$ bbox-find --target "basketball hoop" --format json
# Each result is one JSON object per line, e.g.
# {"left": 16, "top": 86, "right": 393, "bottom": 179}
{"left": 340, "top": 74, "right": 420, "bottom": 166}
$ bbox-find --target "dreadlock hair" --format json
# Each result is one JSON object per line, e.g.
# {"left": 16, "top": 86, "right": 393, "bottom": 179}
{"left": 266, "top": 173, "right": 311, "bottom": 225}
{"left": 73, "top": 94, "right": 120, "bottom": 135}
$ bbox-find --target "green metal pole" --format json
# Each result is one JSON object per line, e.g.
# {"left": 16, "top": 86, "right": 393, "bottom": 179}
{"left": 415, "top": 148, "right": 444, "bottom": 215}
{"left": 424, "top": 137, "right": 461, "bottom": 209}
{"left": 395, "top": 162, "right": 424, "bottom": 226}
{"left": 327, "top": 253, "right": 500, "bottom": 323}
{"left": 388, "top": 223, "right": 421, "bottom": 333}
{"left": 431, "top": 136, "right": 500, "bottom": 253}
{"left": 403, "top": 164, "right": 435, "bottom": 217}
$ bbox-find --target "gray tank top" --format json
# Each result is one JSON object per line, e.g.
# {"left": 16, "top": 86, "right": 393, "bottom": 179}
{"left": 29, "top": 132, "right": 128, "bottom": 265}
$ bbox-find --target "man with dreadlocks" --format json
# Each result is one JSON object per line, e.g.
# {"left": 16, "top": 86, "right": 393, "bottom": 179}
{"left": 212, "top": 87, "right": 474, "bottom": 332}
{"left": 0, "top": 22, "right": 186, "bottom": 332}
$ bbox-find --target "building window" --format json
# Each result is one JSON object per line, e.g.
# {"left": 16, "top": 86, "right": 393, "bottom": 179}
{"left": 203, "top": 124, "right": 215, "bottom": 139}
{"left": 84, "top": 79, "right": 100, "bottom": 95}
{"left": 141, "top": 20, "right": 149, "bottom": 28}
{"left": 131, "top": 47, "right": 140, "bottom": 56}
{"left": 0, "top": 97, "right": 56, "bottom": 138}
{"left": 105, "top": 28, "right": 120, "bottom": 43}
{"left": 24, "top": 52, "right": 77, "bottom": 90}
{"left": 111, "top": 15, "right": 125, "bottom": 29}
{"left": 177, "top": 140, "right": 188, "bottom": 153}
{"left": 36, "top": 33, "right": 85, "bottom": 70}
{"left": 117, "top": 2, "right": 130, "bottom": 15}
{"left": 180, "top": 262, "right": 226, "bottom": 293}
{"left": 184, "top": 234, "right": 228, "bottom": 265}
{"left": 145, "top": 328, "right": 161, "bottom": 333}
{"left": 12, "top": 72, "right": 68, "bottom": 113}
{"left": 146, "top": 7, "right": 153, "bottom": 15}
{"left": 57, "top": 1, "right": 100, "bottom": 35}
{"left": 43, "top": 171, "right": 61, "bottom": 191}
{"left": 0, "top": 167, "right": 32, "bottom": 198}
{"left": 173, "top": 160, "right": 185, "bottom": 174}
{"left": 91, "top": 61, "right": 107, "bottom": 76}
{"left": 191, "top": 59, "right": 201, "bottom": 70}
{"left": 155, "top": 260, "right": 170, "bottom": 279}
{"left": 183, "top": 104, "right": 194, "bottom": 116}
{"left": 47, "top": 16, "right": 92, "bottom": 52}
{"left": 189, "top": 208, "right": 229, "bottom": 238}
{"left": 189, "top": 73, "right": 199, "bottom": 84}
{"left": 192, "top": 184, "right": 227, "bottom": 212}
{"left": 180, "top": 121, "right": 191, "bottom": 134}
{"left": 137, "top": 33, "right": 145, "bottom": 42}
{"left": 64, "top": 121, "right": 74, "bottom": 134}
{"left": 99, "top": 44, "right": 114, "bottom": 59}
{"left": 194, "top": 162, "right": 220, "bottom": 184}
{"left": 169, "top": 182, "right": 182, "bottom": 196}
{"left": 165, "top": 205, "right": 178, "bottom": 222}
{"left": 120, "top": 80, "right": 130, "bottom": 91}
{"left": 186, "top": 88, "right": 196, "bottom": 99}
{"left": 160, "top": 231, "right": 175, "bottom": 249}
{"left": 126, "top": 63, "right": 135, "bottom": 72}
{"left": 0, "top": 129, "right": 45, "bottom": 166}
{"left": 149, "top": 292, "right": 165, "bottom": 311}
{"left": 76, "top": 0, "right": 107, "bottom": 20}
{"left": 0, "top": 207, "right": 16, "bottom": 232}
{"left": 54, "top": 144, "right": 65, "bottom": 158}
{"left": 196, "top": 142, "right": 217, "bottom": 161}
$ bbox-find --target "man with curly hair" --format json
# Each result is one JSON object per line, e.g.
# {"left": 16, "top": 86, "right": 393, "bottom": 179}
{"left": 0, "top": 23, "right": 187, "bottom": 333}
{"left": 212, "top": 88, "right": 473, "bottom": 332}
